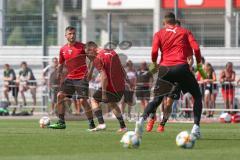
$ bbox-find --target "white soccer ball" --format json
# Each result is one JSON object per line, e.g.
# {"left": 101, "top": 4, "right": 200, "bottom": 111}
{"left": 39, "top": 116, "right": 50, "bottom": 128}
{"left": 176, "top": 131, "right": 196, "bottom": 149}
{"left": 120, "top": 131, "right": 141, "bottom": 149}
{"left": 219, "top": 112, "right": 231, "bottom": 123}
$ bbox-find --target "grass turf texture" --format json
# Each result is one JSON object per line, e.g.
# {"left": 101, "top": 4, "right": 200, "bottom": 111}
{"left": 0, "top": 120, "right": 240, "bottom": 160}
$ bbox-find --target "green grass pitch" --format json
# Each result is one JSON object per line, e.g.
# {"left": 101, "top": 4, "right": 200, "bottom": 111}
{"left": 0, "top": 119, "right": 240, "bottom": 160}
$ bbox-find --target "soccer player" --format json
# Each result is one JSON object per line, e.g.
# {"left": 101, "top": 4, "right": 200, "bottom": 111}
{"left": 135, "top": 12, "right": 203, "bottom": 139}
{"left": 85, "top": 41, "right": 127, "bottom": 132}
{"left": 146, "top": 19, "right": 195, "bottom": 133}
{"left": 49, "top": 26, "right": 102, "bottom": 130}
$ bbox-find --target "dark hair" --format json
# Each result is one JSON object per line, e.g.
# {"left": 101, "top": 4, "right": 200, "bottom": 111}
{"left": 21, "top": 61, "right": 27, "bottom": 65}
{"left": 175, "top": 19, "right": 181, "bottom": 26}
{"left": 65, "top": 26, "right": 76, "bottom": 32}
{"left": 226, "top": 62, "right": 233, "bottom": 67}
{"left": 85, "top": 41, "right": 98, "bottom": 49}
{"left": 164, "top": 12, "right": 176, "bottom": 25}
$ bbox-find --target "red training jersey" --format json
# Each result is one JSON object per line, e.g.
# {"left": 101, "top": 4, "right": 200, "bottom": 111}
{"left": 59, "top": 42, "right": 87, "bottom": 79}
{"left": 151, "top": 25, "right": 201, "bottom": 66}
{"left": 93, "top": 49, "right": 125, "bottom": 93}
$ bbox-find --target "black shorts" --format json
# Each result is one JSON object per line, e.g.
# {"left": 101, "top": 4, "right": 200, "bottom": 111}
{"left": 136, "top": 86, "right": 151, "bottom": 100}
{"left": 60, "top": 78, "right": 89, "bottom": 99}
{"left": 154, "top": 64, "right": 201, "bottom": 100}
{"left": 93, "top": 89, "right": 123, "bottom": 103}
{"left": 123, "top": 90, "right": 134, "bottom": 103}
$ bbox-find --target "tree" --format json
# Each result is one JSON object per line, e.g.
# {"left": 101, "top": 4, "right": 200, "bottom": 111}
{"left": 7, "top": 26, "right": 26, "bottom": 45}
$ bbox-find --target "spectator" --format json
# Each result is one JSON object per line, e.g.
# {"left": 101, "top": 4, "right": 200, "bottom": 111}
{"left": 120, "top": 60, "right": 137, "bottom": 120}
{"left": 136, "top": 61, "right": 153, "bottom": 110}
{"left": 3, "top": 64, "right": 18, "bottom": 106}
{"left": 17, "top": 61, "right": 37, "bottom": 114}
{"left": 220, "top": 62, "right": 236, "bottom": 114}
{"left": 42, "top": 57, "right": 59, "bottom": 115}
{"left": 201, "top": 62, "right": 217, "bottom": 117}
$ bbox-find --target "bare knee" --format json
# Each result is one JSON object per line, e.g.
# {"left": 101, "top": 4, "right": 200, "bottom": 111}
{"left": 57, "top": 92, "right": 65, "bottom": 101}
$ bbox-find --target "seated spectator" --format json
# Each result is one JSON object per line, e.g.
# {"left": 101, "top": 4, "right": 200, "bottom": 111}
{"left": 219, "top": 62, "right": 236, "bottom": 114}
{"left": 17, "top": 61, "right": 37, "bottom": 114}
{"left": 3, "top": 64, "right": 18, "bottom": 106}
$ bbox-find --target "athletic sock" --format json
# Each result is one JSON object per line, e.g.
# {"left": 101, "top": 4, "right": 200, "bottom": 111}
{"left": 149, "top": 113, "right": 156, "bottom": 120}
{"left": 116, "top": 116, "right": 126, "bottom": 128}
{"left": 87, "top": 117, "right": 96, "bottom": 129}
{"left": 94, "top": 109, "right": 105, "bottom": 124}
{"left": 58, "top": 114, "right": 65, "bottom": 123}
{"left": 160, "top": 117, "right": 168, "bottom": 126}
{"left": 193, "top": 97, "right": 203, "bottom": 126}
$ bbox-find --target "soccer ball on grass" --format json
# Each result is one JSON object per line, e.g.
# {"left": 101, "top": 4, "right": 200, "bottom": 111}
{"left": 39, "top": 116, "right": 50, "bottom": 128}
{"left": 176, "top": 131, "right": 196, "bottom": 149}
{"left": 120, "top": 131, "right": 141, "bottom": 148}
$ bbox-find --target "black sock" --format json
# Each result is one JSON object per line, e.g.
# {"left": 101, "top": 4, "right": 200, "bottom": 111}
{"left": 160, "top": 117, "right": 168, "bottom": 126}
{"left": 88, "top": 117, "right": 95, "bottom": 129}
{"left": 58, "top": 114, "right": 65, "bottom": 123}
{"left": 94, "top": 109, "right": 105, "bottom": 124}
{"left": 193, "top": 97, "right": 202, "bottom": 126}
{"left": 116, "top": 116, "right": 126, "bottom": 128}
{"left": 149, "top": 113, "right": 156, "bottom": 119}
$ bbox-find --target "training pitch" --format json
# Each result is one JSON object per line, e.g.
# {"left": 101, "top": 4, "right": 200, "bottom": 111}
{"left": 0, "top": 120, "right": 240, "bottom": 160}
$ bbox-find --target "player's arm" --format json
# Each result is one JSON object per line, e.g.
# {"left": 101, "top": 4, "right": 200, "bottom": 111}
{"left": 187, "top": 31, "right": 207, "bottom": 79}
{"left": 86, "top": 61, "right": 94, "bottom": 81}
{"left": 100, "top": 70, "right": 108, "bottom": 102}
{"left": 58, "top": 49, "right": 65, "bottom": 80}
{"left": 149, "top": 33, "right": 160, "bottom": 74}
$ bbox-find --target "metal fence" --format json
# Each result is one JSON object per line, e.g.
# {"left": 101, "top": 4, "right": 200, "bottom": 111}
{"left": 1, "top": 0, "right": 240, "bottom": 47}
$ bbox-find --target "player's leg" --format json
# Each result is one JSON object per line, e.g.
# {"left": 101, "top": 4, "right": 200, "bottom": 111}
{"left": 49, "top": 79, "right": 74, "bottom": 129}
{"left": 136, "top": 66, "right": 173, "bottom": 136}
{"left": 180, "top": 67, "right": 202, "bottom": 138}
{"left": 119, "top": 95, "right": 126, "bottom": 118}
{"left": 157, "top": 97, "right": 174, "bottom": 132}
{"left": 106, "top": 91, "right": 127, "bottom": 130}
{"left": 76, "top": 79, "right": 97, "bottom": 130}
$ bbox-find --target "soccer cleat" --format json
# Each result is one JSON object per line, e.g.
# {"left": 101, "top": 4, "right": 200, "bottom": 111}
{"left": 96, "top": 123, "right": 107, "bottom": 131}
{"left": 191, "top": 124, "right": 201, "bottom": 139}
{"left": 146, "top": 118, "right": 156, "bottom": 132}
{"left": 48, "top": 121, "right": 66, "bottom": 129}
{"left": 157, "top": 125, "right": 164, "bottom": 133}
{"left": 117, "top": 127, "right": 128, "bottom": 133}
{"left": 135, "top": 120, "right": 144, "bottom": 138}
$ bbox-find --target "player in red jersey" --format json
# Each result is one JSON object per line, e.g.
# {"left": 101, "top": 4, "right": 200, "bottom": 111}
{"left": 85, "top": 41, "right": 127, "bottom": 132}
{"left": 135, "top": 12, "right": 203, "bottom": 139}
{"left": 49, "top": 26, "right": 102, "bottom": 130}
{"left": 146, "top": 19, "right": 195, "bottom": 133}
